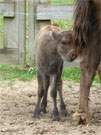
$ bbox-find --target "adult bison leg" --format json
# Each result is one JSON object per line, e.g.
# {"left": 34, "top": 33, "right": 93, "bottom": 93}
{"left": 41, "top": 75, "right": 50, "bottom": 113}
{"left": 33, "top": 71, "right": 44, "bottom": 118}
{"left": 50, "top": 74, "right": 60, "bottom": 121}
{"left": 79, "top": 62, "right": 94, "bottom": 124}
{"left": 73, "top": 59, "right": 98, "bottom": 124}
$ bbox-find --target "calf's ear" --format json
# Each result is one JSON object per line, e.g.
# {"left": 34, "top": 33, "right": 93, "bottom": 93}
{"left": 52, "top": 31, "right": 62, "bottom": 41}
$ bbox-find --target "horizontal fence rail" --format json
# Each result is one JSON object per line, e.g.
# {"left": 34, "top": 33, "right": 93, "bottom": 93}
{"left": 37, "top": 5, "right": 74, "bottom": 20}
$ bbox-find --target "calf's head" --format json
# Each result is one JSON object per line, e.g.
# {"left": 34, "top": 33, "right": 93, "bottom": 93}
{"left": 53, "top": 31, "right": 77, "bottom": 62}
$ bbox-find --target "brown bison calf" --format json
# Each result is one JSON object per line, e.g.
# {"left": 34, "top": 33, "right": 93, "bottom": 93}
{"left": 33, "top": 25, "right": 76, "bottom": 120}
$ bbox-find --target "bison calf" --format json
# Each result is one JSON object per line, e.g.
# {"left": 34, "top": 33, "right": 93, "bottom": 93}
{"left": 33, "top": 25, "right": 76, "bottom": 121}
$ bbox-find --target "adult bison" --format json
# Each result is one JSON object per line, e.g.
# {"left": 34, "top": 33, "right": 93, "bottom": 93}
{"left": 72, "top": 0, "right": 101, "bottom": 124}
{"left": 33, "top": 25, "right": 76, "bottom": 120}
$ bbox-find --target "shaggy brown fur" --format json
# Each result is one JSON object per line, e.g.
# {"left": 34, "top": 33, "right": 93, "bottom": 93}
{"left": 33, "top": 25, "right": 75, "bottom": 120}
{"left": 73, "top": 0, "right": 101, "bottom": 124}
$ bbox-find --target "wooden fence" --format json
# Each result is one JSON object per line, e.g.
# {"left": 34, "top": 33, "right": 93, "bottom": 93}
{"left": 0, "top": 0, "right": 73, "bottom": 65}
{"left": 0, "top": 0, "right": 26, "bottom": 64}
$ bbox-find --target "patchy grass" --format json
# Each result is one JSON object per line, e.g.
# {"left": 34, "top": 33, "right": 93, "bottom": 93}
{"left": 0, "top": 64, "right": 100, "bottom": 84}
{"left": 62, "top": 67, "right": 80, "bottom": 82}
{"left": 51, "top": 0, "right": 74, "bottom": 30}
{"left": 0, "top": 64, "right": 37, "bottom": 81}
{"left": 51, "top": 0, "right": 75, "bottom": 5}
{"left": 62, "top": 67, "right": 100, "bottom": 84}
{"left": 52, "top": 19, "right": 73, "bottom": 30}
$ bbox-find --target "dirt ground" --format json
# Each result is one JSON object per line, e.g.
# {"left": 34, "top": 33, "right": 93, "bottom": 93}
{"left": 0, "top": 80, "right": 101, "bottom": 135}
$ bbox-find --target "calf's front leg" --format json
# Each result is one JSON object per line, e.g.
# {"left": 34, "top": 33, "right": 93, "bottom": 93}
{"left": 50, "top": 74, "right": 60, "bottom": 121}
{"left": 33, "top": 72, "right": 44, "bottom": 118}
{"left": 57, "top": 80, "right": 67, "bottom": 116}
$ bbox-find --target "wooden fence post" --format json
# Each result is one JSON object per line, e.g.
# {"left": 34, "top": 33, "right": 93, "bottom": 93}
{"left": 17, "top": 0, "right": 26, "bottom": 64}
{"left": 28, "top": 0, "right": 51, "bottom": 66}
{"left": 28, "top": 0, "right": 36, "bottom": 66}
{"left": 30, "top": 0, "right": 51, "bottom": 66}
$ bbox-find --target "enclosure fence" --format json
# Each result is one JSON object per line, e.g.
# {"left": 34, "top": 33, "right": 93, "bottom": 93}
{"left": 0, "top": 0, "right": 74, "bottom": 65}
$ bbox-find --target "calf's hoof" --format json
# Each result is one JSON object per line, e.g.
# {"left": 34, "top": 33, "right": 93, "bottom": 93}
{"left": 61, "top": 108, "right": 68, "bottom": 117}
{"left": 72, "top": 111, "right": 90, "bottom": 125}
{"left": 41, "top": 106, "right": 47, "bottom": 114}
{"left": 33, "top": 108, "right": 41, "bottom": 118}
{"left": 52, "top": 110, "right": 60, "bottom": 121}
{"left": 60, "top": 104, "right": 68, "bottom": 117}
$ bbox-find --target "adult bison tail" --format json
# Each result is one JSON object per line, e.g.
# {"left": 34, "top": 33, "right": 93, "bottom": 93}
{"left": 73, "top": 0, "right": 97, "bottom": 49}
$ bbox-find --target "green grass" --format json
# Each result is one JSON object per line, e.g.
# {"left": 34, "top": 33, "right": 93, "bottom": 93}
{"left": 51, "top": 0, "right": 75, "bottom": 5}
{"left": 52, "top": 19, "right": 73, "bottom": 30}
{"left": 0, "top": 64, "right": 37, "bottom": 81}
{"left": 62, "top": 67, "right": 80, "bottom": 81}
{"left": 0, "top": 64, "right": 100, "bottom": 84}
{"left": 62, "top": 67, "right": 100, "bottom": 84}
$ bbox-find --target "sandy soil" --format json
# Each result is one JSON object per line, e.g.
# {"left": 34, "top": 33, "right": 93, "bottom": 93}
{"left": 0, "top": 80, "right": 101, "bottom": 135}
